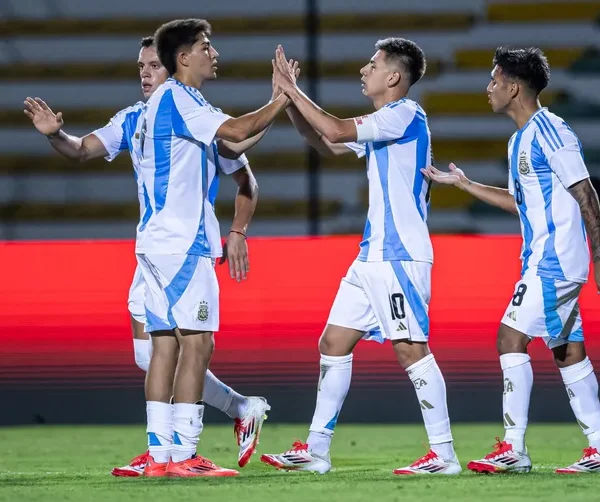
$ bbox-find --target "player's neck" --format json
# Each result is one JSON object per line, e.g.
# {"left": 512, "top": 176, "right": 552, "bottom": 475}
{"left": 372, "top": 90, "right": 406, "bottom": 111}
{"left": 172, "top": 71, "right": 205, "bottom": 90}
{"left": 507, "top": 99, "right": 542, "bottom": 130}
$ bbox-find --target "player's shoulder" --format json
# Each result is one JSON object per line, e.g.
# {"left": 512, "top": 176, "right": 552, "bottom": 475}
{"left": 110, "top": 101, "right": 145, "bottom": 122}
{"left": 378, "top": 98, "right": 425, "bottom": 122}
{"left": 529, "top": 108, "right": 579, "bottom": 153}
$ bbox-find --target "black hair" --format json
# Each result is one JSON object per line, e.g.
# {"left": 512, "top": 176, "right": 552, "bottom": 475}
{"left": 154, "top": 18, "right": 212, "bottom": 76}
{"left": 140, "top": 36, "right": 154, "bottom": 48}
{"left": 375, "top": 37, "right": 426, "bottom": 86}
{"left": 493, "top": 46, "right": 550, "bottom": 95}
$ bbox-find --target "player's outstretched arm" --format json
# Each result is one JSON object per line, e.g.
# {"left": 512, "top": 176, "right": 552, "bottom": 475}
{"left": 225, "top": 166, "right": 258, "bottom": 282}
{"left": 286, "top": 106, "right": 352, "bottom": 157}
{"left": 569, "top": 179, "right": 600, "bottom": 289}
{"left": 273, "top": 46, "right": 356, "bottom": 144}
{"left": 422, "top": 163, "right": 518, "bottom": 215}
{"left": 216, "top": 95, "right": 288, "bottom": 144}
{"left": 24, "top": 97, "right": 108, "bottom": 162}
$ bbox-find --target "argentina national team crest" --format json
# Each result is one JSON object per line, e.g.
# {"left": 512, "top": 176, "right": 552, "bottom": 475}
{"left": 197, "top": 301, "right": 209, "bottom": 322}
{"left": 518, "top": 151, "right": 530, "bottom": 175}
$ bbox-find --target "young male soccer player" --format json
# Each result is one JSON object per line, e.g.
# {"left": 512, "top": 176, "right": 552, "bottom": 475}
{"left": 260, "top": 39, "right": 461, "bottom": 475}
{"left": 135, "top": 18, "right": 292, "bottom": 477}
{"left": 424, "top": 46, "right": 600, "bottom": 474}
{"left": 23, "top": 35, "right": 271, "bottom": 475}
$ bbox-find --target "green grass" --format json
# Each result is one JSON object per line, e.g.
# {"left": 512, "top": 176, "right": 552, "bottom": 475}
{"left": 0, "top": 424, "right": 596, "bottom": 502}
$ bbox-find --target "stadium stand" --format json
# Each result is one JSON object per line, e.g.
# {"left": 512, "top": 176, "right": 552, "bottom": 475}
{"left": 1, "top": 0, "right": 600, "bottom": 238}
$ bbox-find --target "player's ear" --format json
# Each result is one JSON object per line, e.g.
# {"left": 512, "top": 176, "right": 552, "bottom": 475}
{"left": 388, "top": 70, "right": 401, "bottom": 88}
{"left": 178, "top": 50, "right": 189, "bottom": 69}
{"left": 509, "top": 80, "right": 519, "bottom": 98}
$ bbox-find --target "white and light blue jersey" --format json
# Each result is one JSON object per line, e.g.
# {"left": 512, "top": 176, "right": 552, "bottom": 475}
{"left": 92, "top": 101, "right": 149, "bottom": 222}
{"left": 95, "top": 79, "right": 247, "bottom": 256}
{"left": 508, "top": 108, "right": 590, "bottom": 283}
{"left": 346, "top": 98, "right": 433, "bottom": 263}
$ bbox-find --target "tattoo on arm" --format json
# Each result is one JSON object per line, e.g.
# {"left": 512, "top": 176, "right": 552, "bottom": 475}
{"left": 569, "top": 179, "right": 600, "bottom": 262}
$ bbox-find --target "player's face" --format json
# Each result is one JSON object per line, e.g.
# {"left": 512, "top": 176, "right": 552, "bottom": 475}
{"left": 138, "top": 46, "right": 169, "bottom": 99}
{"left": 360, "top": 50, "right": 398, "bottom": 99}
{"left": 186, "top": 33, "right": 219, "bottom": 82}
{"left": 487, "top": 65, "right": 513, "bottom": 113}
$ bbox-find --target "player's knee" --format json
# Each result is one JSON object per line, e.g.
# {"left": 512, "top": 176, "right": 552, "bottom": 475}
{"left": 318, "top": 334, "right": 350, "bottom": 357}
{"left": 393, "top": 340, "right": 430, "bottom": 369}
{"left": 553, "top": 341, "right": 587, "bottom": 368}
{"left": 496, "top": 325, "right": 529, "bottom": 355}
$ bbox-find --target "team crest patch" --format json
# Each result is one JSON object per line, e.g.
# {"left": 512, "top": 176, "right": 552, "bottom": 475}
{"left": 197, "top": 301, "right": 209, "bottom": 322}
{"left": 518, "top": 151, "right": 530, "bottom": 175}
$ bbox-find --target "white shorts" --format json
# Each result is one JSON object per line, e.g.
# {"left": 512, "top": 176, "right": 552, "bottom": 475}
{"left": 501, "top": 275, "right": 584, "bottom": 349}
{"left": 327, "top": 260, "right": 431, "bottom": 343}
{"left": 136, "top": 254, "right": 219, "bottom": 334}
{"left": 128, "top": 265, "right": 146, "bottom": 324}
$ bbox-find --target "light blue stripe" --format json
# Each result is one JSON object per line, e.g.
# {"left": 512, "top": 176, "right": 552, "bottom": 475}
{"left": 145, "top": 306, "right": 173, "bottom": 331}
{"left": 510, "top": 130, "right": 534, "bottom": 275}
{"left": 390, "top": 261, "right": 429, "bottom": 338}
{"left": 364, "top": 327, "right": 384, "bottom": 343}
{"left": 147, "top": 432, "right": 162, "bottom": 446}
{"left": 139, "top": 182, "right": 153, "bottom": 232}
{"left": 374, "top": 142, "right": 413, "bottom": 261}
{"left": 187, "top": 144, "right": 210, "bottom": 256}
{"left": 568, "top": 325, "right": 584, "bottom": 343}
{"left": 153, "top": 90, "right": 174, "bottom": 212}
{"left": 173, "top": 432, "right": 182, "bottom": 446}
{"left": 530, "top": 135, "right": 566, "bottom": 280}
{"left": 324, "top": 411, "right": 340, "bottom": 431}
{"left": 541, "top": 277, "right": 563, "bottom": 338}
{"left": 533, "top": 117, "right": 559, "bottom": 152}
{"left": 406, "top": 113, "right": 430, "bottom": 221}
{"left": 540, "top": 113, "right": 564, "bottom": 148}
{"left": 358, "top": 218, "right": 372, "bottom": 259}
{"left": 208, "top": 143, "right": 220, "bottom": 206}
{"left": 164, "top": 255, "right": 200, "bottom": 312}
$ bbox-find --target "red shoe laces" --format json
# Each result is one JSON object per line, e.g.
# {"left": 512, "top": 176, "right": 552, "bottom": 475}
{"left": 289, "top": 440, "right": 309, "bottom": 452}
{"left": 411, "top": 450, "right": 437, "bottom": 467}
{"left": 484, "top": 437, "right": 511, "bottom": 459}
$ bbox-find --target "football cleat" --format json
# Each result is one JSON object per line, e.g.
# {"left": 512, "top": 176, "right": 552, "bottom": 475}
{"left": 556, "top": 447, "right": 600, "bottom": 474}
{"left": 111, "top": 450, "right": 148, "bottom": 477}
{"left": 467, "top": 437, "right": 532, "bottom": 474}
{"left": 234, "top": 396, "right": 271, "bottom": 467}
{"left": 142, "top": 454, "right": 168, "bottom": 477}
{"left": 260, "top": 440, "right": 331, "bottom": 474}
{"left": 393, "top": 449, "right": 462, "bottom": 475}
{"left": 165, "top": 454, "right": 239, "bottom": 477}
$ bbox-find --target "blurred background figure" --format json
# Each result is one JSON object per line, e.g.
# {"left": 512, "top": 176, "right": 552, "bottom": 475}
{"left": 3, "top": 0, "right": 600, "bottom": 241}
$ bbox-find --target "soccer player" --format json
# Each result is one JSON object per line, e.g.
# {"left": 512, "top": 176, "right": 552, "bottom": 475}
{"left": 135, "top": 19, "right": 292, "bottom": 477}
{"left": 423, "top": 46, "right": 600, "bottom": 474}
{"left": 259, "top": 40, "right": 461, "bottom": 475}
{"left": 23, "top": 35, "right": 272, "bottom": 475}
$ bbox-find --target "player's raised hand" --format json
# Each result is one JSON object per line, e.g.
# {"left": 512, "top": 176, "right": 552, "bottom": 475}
{"left": 225, "top": 230, "right": 249, "bottom": 282}
{"left": 272, "top": 59, "right": 300, "bottom": 101}
{"left": 422, "top": 163, "right": 468, "bottom": 187}
{"left": 272, "top": 45, "right": 298, "bottom": 93}
{"left": 23, "top": 97, "right": 64, "bottom": 136}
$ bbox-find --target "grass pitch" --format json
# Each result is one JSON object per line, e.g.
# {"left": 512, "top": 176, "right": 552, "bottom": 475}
{"left": 0, "top": 423, "right": 597, "bottom": 502}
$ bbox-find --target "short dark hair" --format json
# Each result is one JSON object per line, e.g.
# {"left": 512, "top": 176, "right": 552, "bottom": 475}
{"left": 140, "top": 36, "right": 155, "bottom": 48}
{"left": 154, "top": 18, "right": 212, "bottom": 76}
{"left": 375, "top": 37, "right": 426, "bottom": 86}
{"left": 493, "top": 46, "right": 550, "bottom": 95}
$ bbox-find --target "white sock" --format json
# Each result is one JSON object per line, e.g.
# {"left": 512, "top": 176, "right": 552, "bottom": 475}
{"left": 406, "top": 354, "right": 455, "bottom": 460}
{"left": 146, "top": 401, "right": 173, "bottom": 463}
{"left": 134, "top": 339, "right": 152, "bottom": 372}
{"left": 307, "top": 354, "right": 352, "bottom": 456}
{"left": 560, "top": 357, "right": 600, "bottom": 450}
{"left": 203, "top": 370, "right": 248, "bottom": 419}
{"left": 172, "top": 403, "right": 204, "bottom": 462}
{"left": 500, "top": 353, "right": 533, "bottom": 453}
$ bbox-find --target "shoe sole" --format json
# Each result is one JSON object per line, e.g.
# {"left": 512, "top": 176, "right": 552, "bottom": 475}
{"left": 165, "top": 470, "right": 239, "bottom": 477}
{"left": 111, "top": 468, "right": 143, "bottom": 477}
{"left": 467, "top": 461, "right": 531, "bottom": 474}
{"left": 259, "top": 454, "right": 329, "bottom": 474}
